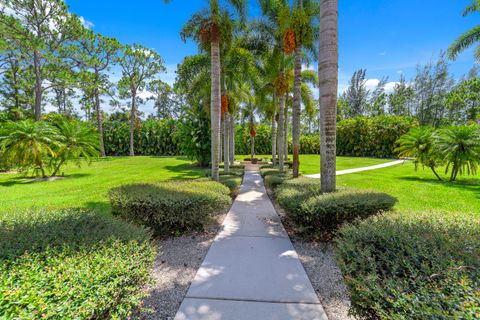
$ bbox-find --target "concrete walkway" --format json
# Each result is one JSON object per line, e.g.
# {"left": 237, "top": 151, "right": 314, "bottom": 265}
{"left": 175, "top": 166, "right": 328, "bottom": 320}
{"left": 305, "top": 159, "right": 406, "bottom": 179}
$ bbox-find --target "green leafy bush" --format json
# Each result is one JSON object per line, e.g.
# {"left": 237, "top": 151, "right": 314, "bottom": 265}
{"left": 219, "top": 175, "right": 243, "bottom": 196}
{"left": 104, "top": 118, "right": 181, "bottom": 157}
{"left": 109, "top": 180, "right": 231, "bottom": 236}
{"left": 335, "top": 211, "right": 480, "bottom": 319}
{"left": 0, "top": 209, "right": 155, "bottom": 319}
{"left": 338, "top": 115, "right": 418, "bottom": 158}
{"left": 276, "top": 181, "right": 396, "bottom": 239}
{"left": 264, "top": 173, "right": 291, "bottom": 190}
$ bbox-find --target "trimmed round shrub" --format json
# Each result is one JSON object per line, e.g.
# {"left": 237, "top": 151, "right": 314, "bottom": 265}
{"left": 264, "top": 173, "right": 290, "bottom": 190}
{"left": 277, "top": 183, "right": 396, "bottom": 239}
{"left": 335, "top": 211, "right": 480, "bottom": 319}
{"left": 0, "top": 209, "right": 155, "bottom": 319}
{"left": 219, "top": 175, "right": 243, "bottom": 196}
{"left": 109, "top": 180, "right": 231, "bottom": 236}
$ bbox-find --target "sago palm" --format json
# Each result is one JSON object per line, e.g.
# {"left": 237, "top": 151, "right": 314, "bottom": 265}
{"left": 435, "top": 125, "right": 480, "bottom": 182}
{"left": 0, "top": 120, "right": 58, "bottom": 178}
{"left": 49, "top": 119, "right": 100, "bottom": 177}
{"left": 395, "top": 127, "right": 443, "bottom": 181}
{"left": 448, "top": 0, "right": 480, "bottom": 61}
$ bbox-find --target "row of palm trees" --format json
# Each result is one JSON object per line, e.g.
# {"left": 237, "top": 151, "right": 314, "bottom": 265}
{"left": 167, "top": 0, "right": 338, "bottom": 192}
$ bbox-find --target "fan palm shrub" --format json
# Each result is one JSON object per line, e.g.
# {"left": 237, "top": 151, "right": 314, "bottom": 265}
{"left": 49, "top": 119, "right": 100, "bottom": 177}
{"left": 396, "top": 127, "right": 443, "bottom": 180}
{"left": 0, "top": 120, "right": 58, "bottom": 178}
{"left": 435, "top": 125, "right": 480, "bottom": 181}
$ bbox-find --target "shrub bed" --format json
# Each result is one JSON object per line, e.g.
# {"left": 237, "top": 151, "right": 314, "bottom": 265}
{"left": 276, "top": 180, "right": 396, "bottom": 239}
{"left": 335, "top": 211, "right": 480, "bottom": 319}
{"left": 0, "top": 209, "right": 155, "bottom": 319}
{"left": 219, "top": 175, "right": 243, "bottom": 196}
{"left": 109, "top": 180, "right": 231, "bottom": 236}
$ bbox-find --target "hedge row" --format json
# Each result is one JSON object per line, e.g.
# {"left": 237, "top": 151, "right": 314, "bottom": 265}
{"left": 102, "top": 115, "right": 416, "bottom": 159}
{"left": 109, "top": 180, "right": 232, "bottom": 236}
{"left": 104, "top": 118, "right": 181, "bottom": 156}
{"left": 0, "top": 209, "right": 154, "bottom": 319}
{"left": 335, "top": 211, "right": 480, "bottom": 319}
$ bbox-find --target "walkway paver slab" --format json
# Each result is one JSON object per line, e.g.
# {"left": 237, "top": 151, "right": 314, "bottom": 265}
{"left": 186, "top": 236, "right": 319, "bottom": 303}
{"left": 175, "top": 168, "right": 327, "bottom": 319}
{"left": 175, "top": 298, "right": 328, "bottom": 320}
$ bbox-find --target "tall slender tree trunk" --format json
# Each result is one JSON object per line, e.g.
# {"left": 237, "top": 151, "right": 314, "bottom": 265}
{"left": 94, "top": 86, "right": 106, "bottom": 157}
{"left": 229, "top": 113, "right": 235, "bottom": 163}
{"left": 210, "top": 39, "right": 221, "bottom": 181}
{"left": 33, "top": 50, "right": 42, "bottom": 122}
{"left": 278, "top": 95, "right": 285, "bottom": 171}
{"left": 129, "top": 94, "right": 136, "bottom": 157}
{"left": 319, "top": 0, "right": 339, "bottom": 193}
{"left": 223, "top": 114, "right": 230, "bottom": 172}
{"left": 284, "top": 94, "right": 289, "bottom": 161}
{"left": 271, "top": 115, "right": 277, "bottom": 165}
{"left": 292, "top": 45, "right": 302, "bottom": 177}
{"left": 251, "top": 136, "right": 255, "bottom": 160}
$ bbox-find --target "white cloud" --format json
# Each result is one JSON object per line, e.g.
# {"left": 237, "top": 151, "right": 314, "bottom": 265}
{"left": 79, "top": 16, "right": 95, "bottom": 29}
{"left": 379, "top": 52, "right": 387, "bottom": 56}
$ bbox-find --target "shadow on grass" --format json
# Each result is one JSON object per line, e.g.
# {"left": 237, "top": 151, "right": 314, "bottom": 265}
{"left": 0, "top": 173, "right": 93, "bottom": 187}
{"left": 398, "top": 176, "right": 480, "bottom": 197}
{"left": 163, "top": 164, "right": 206, "bottom": 179}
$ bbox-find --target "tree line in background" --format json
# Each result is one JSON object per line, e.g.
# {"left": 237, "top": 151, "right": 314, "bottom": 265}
{"left": 1, "top": 0, "right": 479, "bottom": 186}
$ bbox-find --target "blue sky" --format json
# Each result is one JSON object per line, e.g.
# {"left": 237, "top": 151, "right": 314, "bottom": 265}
{"left": 67, "top": 0, "right": 478, "bottom": 93}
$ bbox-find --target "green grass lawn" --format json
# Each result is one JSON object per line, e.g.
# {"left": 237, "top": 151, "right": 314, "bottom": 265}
{"left": 336, "top": 161, "right": 480, "bottom": 215}
{"left": 236, "top": 154, "right": 391, "bottom": 175}
{"left": 0, "top": 156, "right": 204, "bottom": 213}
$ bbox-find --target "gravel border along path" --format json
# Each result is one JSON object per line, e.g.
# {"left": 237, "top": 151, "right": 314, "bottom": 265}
{"left": 139, "top": 211, "right": 228, "bottom": 320}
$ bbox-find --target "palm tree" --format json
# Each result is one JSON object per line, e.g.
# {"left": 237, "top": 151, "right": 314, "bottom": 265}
{"left": 49, "top": 119, "right": 100, "bottom": 177}
{"left": 396, "top": 127, "right": 443, "bottom": 181}
{"left": 291, "top": 0, "right": 319, "bottom": 178}
{"left": 319, "top": 0, "right": 338, "bottom": 192}
{"left": 0, "top": 120, "right": 57, "bottom": 178}
{"left": 448, "top": 0, "right": 480, "bottom": 61}
{"left": 167, "top": 0, "right": 246, "bottom": 181}
{"left": 436, "top": 125, "right": 480, "bottom": 182}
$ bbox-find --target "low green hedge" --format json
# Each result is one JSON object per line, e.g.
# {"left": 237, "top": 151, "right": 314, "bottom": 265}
{"left": 0, "top": 209, "right": 154, "bottom": 319}
{"left": 219, "top": 175, "right": 243, "bottom": 196}
{"left": 264, "top": 174, "right": 289, "bottom": 190}
{"left": 335, "top": 211, "right": 480, "bottom": 319}
{"left": 276, "top": 181, "right": 396, "bottom": 239}
{"left": 109, "top": 180, "right": 231, "bottom": 236}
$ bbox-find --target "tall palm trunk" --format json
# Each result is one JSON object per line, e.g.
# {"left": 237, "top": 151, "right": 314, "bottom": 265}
{"left": 229, "top": 113, "right": 235, "bottom": 163}
{"left": 94, "top": 84, "right": 106, "bottom": 157}
{"left": 223, "top": 114, "right": 230, "bottom": 172}
{"left": 278, "top": 95, "right": 285, "bottom": 171}
{"left": 271, "top": 115, "right": 277, "bottom": 166}
{"left": 319, "top": 0, "right": 338, "bottom": 193}
{"left": 210, "top": 39, "right": 221, "bottom": 181}
{"left": 292, "top": 45, "right": 302, "bottom": 177}
{"left": 284, "top": 93, "right": 289, "bottom": 161}
{"left": 33, "top": 50, "right": 42, "bottom": 122}
{"left": 129, "top": 93, "right": 136, "bottom": 156}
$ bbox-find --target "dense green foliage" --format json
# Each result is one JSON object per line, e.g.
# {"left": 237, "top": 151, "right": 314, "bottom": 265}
{"left": 337, "top": 116, "right": 418, "bottom": 158}
{"left": 275, "top": 178, "right": 396, "bottom": 239}
{"left": 396, "top": 124, "right": 480, "bottom": 181}
{"left": 0, "top": 118, "right": 99, "bottom": 177}
{"left": 335, "top": 211, "right": 480, "bottom": 319}
{"left": 0, "top": 208, "right": 155, "bottom": 319}
{"left": 104, "top": 118, "right": 181, "bottom": 156}
{"left": 109, "top": 180, "right": 231, "bottom": 236}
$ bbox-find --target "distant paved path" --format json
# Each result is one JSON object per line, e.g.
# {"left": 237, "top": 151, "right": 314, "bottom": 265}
{"left": 305, "top": 159, "right": 406, "bottom": 179}
{"left": 175, "top": 165, "right": 328, "bottom": 320}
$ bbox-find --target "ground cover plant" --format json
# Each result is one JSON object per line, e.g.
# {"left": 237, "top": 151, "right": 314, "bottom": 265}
{"left": 109, "top": 180, "right": 231, "bottom": 236}
{"left": 0, "top": 208, "right": 155, "bottom": 319}
{"left": 335, "top": 211, "right": 480, "bottom": 319}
